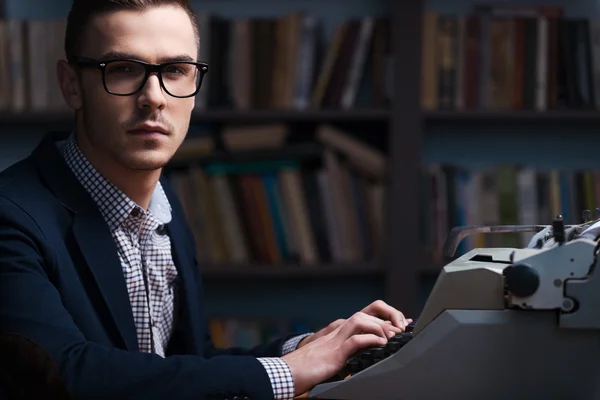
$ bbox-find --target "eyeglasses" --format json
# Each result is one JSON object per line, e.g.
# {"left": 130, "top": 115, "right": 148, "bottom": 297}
{"left": 71, "top": 57, "right": 209, "bottom": 98}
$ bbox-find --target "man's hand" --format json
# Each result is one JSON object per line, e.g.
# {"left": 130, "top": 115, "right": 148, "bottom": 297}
{"left": 296, "top": 300, "right": 412, "bottom": 349}
{"left": 282, "top": 311, "right": 397, "bottom": 396}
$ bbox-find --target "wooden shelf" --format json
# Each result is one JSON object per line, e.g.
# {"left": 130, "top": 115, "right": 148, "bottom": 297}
{"left": 191, "top": 108, "right": 391, "bottom": 122}
{"left": 424, "top": 109, "right": 600, "bottom": 123}
{"left": 10, "top": 108, "right": 600, "bottom": 124}
{"left": 200, "top": 262, "right": 384, "bottom": 280}
{"left": 0, "top": 108, "right": 391, "bottom": 126}
{"left": 168, "top": 143, "right": 323, "bottom": 169}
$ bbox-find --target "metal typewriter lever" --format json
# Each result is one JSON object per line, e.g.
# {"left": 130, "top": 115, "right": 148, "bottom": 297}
{"left": 443, "top": 218, "right": 600, "bottom": 259}
{"left": 442, "top": 225, "right": 551, "bottom": 259}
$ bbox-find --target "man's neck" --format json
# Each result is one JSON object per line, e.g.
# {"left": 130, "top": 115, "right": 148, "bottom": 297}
{"left": 75, "top": 133, "right": 161, "bottom": 210}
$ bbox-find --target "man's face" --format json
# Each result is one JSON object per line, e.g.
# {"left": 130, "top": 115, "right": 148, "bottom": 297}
{"left": 73, "top": 6, "right": 198, "bottom": 171}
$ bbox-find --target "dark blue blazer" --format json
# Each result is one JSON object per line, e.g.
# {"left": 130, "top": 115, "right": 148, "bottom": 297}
{"left": 0, "top": 131, "right": 297, "bottom": 400}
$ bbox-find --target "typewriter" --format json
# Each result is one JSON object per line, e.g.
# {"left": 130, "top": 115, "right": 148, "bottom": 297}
{"left": 307, "top": 212, "right": 600, "bottom": 400}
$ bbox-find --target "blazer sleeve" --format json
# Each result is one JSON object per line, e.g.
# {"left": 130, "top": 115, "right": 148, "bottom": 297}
{"left": 0, "top": 197, "right": 277, "bottom": 400}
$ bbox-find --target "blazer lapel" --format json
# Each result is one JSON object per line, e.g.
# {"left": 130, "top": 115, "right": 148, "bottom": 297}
{"left": 72, "top": 208, "right": 139, "bottom": 352}
{"left": 32, "top": 131, "right": 138, "bottom": 352}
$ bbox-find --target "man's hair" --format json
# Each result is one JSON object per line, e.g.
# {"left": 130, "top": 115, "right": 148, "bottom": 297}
{"left": 65, "top": 0, "right": 199, "bottom": 62}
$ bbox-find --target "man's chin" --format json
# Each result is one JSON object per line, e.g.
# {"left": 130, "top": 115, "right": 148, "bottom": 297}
{"left": 119, "top": 153, "right": 172, "bottom": 172}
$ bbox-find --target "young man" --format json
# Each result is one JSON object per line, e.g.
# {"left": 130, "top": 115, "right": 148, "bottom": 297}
{"left": 0, "top": 0, "right": 412, "bottom": 399}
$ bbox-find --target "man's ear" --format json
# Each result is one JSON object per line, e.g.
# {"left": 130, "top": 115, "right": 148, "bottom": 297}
{"left": 56, "top": 60, "right": 83, "bottom": 110}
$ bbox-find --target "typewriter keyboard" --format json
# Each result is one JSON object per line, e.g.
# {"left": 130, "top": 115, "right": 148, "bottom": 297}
{"left": 343, "top": 322, "right": 414, "bottom": 376}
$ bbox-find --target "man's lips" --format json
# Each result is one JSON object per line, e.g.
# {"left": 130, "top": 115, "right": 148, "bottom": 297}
{"left": 129, "top": 129, "right": 166, "bottom": 134}
{"left": 128, "top": 126, "right": 169, "bottom": 135}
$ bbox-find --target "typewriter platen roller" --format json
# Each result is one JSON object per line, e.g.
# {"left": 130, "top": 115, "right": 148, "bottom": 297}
{"left": 307, "top": 215, "right": 600, "bottom": 400}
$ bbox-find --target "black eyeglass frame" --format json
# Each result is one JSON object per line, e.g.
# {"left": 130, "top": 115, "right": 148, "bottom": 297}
{"left": 71, "top": 56, "right": 209, "bottom": 98}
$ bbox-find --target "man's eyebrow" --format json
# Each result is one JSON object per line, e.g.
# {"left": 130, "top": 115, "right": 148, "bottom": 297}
{"left": 160, "top": 54, "right": 196, "bottom": 63}
{"left": 98, "top": 51, "right": 196, "bottom": 63}
{"left": 98, "top": 51, "right": 142, "bottom": 60}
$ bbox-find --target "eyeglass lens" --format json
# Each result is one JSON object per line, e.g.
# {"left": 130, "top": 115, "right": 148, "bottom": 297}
{"left": 104, "top": 61, "right": 200, "bottom": 96}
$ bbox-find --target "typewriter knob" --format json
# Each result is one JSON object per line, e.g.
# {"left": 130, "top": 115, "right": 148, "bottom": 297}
{"left": 503, "top": 263, "right": 540, "bottom": 298}
{"left": 582, "top": 209, "right": 591, "bottom": 222}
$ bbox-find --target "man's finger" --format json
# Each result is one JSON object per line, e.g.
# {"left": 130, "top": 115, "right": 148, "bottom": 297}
{"left": 386, "top": 309, "right": 409, "bottom": 330}
{"left": 330, "top": 319, "right": 345, "bottom": 330}
{"left": 383, "top": 320, "right": 403, "bottom": 333}
{"left": 339, "top": 312, "right": 391, "bottom": 341}
{"left": 342, "top": 333, "right": 388, "bottom": 356}
{"left": 364, "top": 300, "right": 409, "bottom": 330}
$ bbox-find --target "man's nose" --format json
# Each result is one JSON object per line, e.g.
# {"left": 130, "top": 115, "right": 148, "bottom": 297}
{"left": 137, "top": 73, "right": 167, "bottom": 112}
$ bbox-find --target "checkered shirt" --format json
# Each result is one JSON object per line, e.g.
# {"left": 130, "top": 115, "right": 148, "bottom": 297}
{"left": 62, "top": 134, "right": 177, "bottom": 357}
{"left": 60, "top": 133, "right": 312, "bottom": 399}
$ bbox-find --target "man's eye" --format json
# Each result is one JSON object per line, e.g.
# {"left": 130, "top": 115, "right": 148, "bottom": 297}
{"left": 107, "top": 64, "right": 136, "bottom": 74}
{"left": 164, "top": 66, "right": 186, "bottom": 75}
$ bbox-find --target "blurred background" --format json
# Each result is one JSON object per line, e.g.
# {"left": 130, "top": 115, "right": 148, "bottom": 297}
{"left": 1, "top": 0, "right": 599, "bottom": 348}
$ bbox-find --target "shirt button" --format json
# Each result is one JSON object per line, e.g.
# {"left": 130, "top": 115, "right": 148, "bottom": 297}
{"left": 131, "top": 208, "right": 141, "bottom": 217}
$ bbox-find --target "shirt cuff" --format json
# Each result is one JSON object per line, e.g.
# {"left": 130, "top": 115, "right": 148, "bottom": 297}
{"left": 257, "top": 357, "right": 295, "bottom": 400}
{"left": 281, "top": 332, "right": 314, "bottom": 356}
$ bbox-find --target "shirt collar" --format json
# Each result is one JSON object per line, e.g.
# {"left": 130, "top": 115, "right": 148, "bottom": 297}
{"left": 59, "top": 132, "right": 172, "bottom": 230}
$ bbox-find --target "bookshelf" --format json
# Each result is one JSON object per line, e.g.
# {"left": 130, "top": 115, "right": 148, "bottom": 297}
{"left": 6, "top": 0, "right": 600, "bottom": 342}
{"left": 0, "top": 0, "right": 436, "bottom": 342}
{"left": 416, "top": 0, "right": 600, "bottom": 284}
